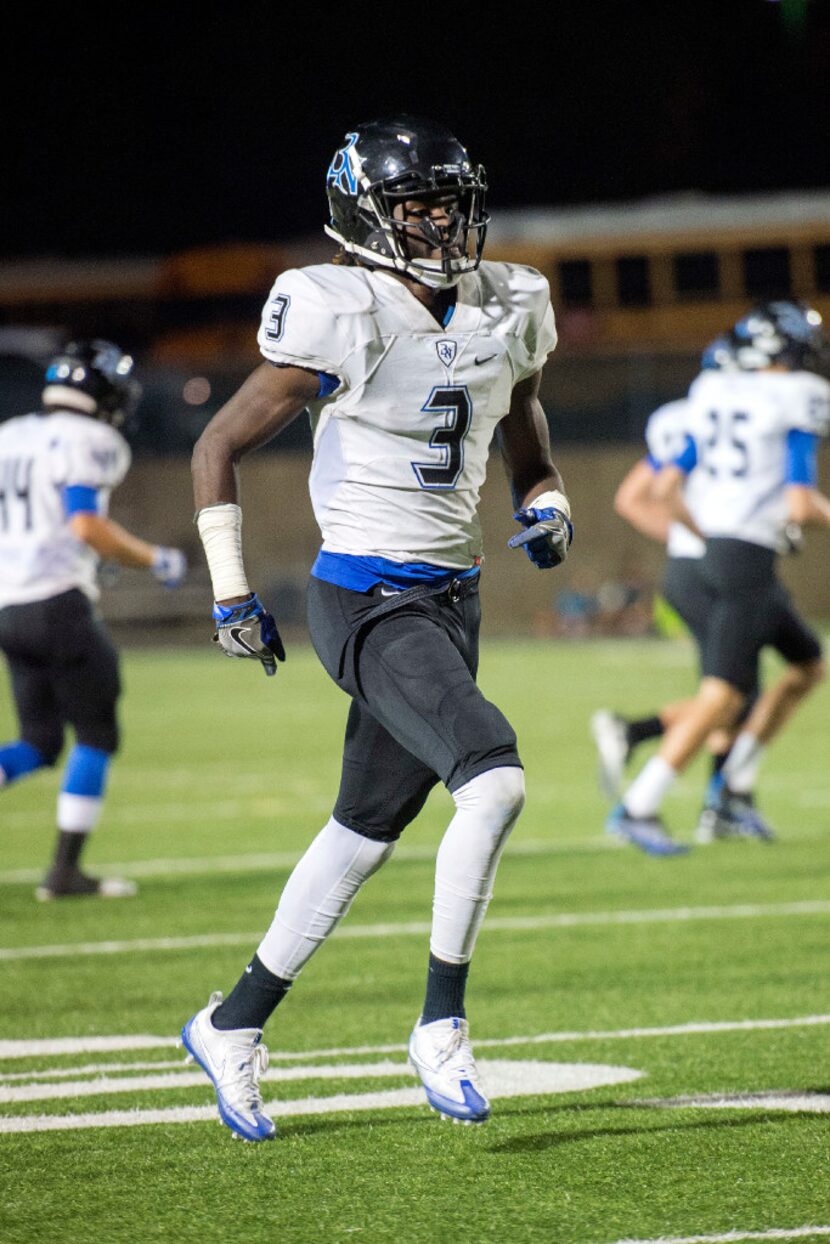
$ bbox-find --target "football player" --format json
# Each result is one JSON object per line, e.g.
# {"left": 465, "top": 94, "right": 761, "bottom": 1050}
{"left": 0, "top": 339, "right": 187, "bottom": 899}
{"left": 181, "top": 116, "right": 572, "bottom": 1142}
{"left": 607, "top": 301, "right": 829, "bottom": 850}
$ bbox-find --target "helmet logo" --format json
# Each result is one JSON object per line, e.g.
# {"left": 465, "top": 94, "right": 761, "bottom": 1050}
{"left": 436, "top": 339, "right": 457, "bottom": 367}
{"left": 326, "top": 132, "right": 360, "bottom": 195}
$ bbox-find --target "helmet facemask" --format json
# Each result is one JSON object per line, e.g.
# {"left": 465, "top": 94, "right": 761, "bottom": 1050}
{"left": 325, "top": 120, "right": 488, "bottom": 289}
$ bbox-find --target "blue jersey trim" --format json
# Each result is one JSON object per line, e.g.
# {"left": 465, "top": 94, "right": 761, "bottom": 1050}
{"left": 786, "top": 428, "right": 818, "bottom": 486}
{"left": 311, "top": 550, "right": 479, "bottom": 592}
{"left": 671, "top": 434, "right": 698, "bottom": 475}
{"left": 63, "top": 485, "right": 99, "bottom": 516}
{"left": 317, "top": 371, "right": 340, "bottom": 398}
{"left": 442, "top": 296, "right": 457, "bottom": 327}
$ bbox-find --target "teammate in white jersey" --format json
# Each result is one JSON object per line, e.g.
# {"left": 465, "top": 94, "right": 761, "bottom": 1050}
{"left": 0, "top": 339, "right": 187, "bottom": 899}
{"left": 180, "top": 116, "right": 572, "bottom": 1142}
{"left": 607, "top": 302, "right": 830, "bottom": 849}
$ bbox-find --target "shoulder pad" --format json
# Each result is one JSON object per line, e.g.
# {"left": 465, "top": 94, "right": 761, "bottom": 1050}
{"left": 478, "top": 261, "right": 550, "bottom": 302}
{"left": 271, "top": 264, "right": 375, "bottom": 315}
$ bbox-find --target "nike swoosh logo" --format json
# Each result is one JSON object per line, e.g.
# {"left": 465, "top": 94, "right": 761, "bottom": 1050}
{"left": 245, "top": 964, "right": 253, "bottom": 974}
{"left": 380, "top": 587, "right": 401, "bottom": 597}
{"left": 230, "top": 627, "right": 258, "bottom": 656}
{"left": 474, "top": 354, "right": 497, "bottom": 365}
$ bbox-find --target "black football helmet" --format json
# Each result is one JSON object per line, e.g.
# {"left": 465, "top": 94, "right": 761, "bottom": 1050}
{"left": 730, "top": 301, "right": 829, "bottom": 374}
{"left": 700, "top": 334, "right": 737, "bottom": 371}
{"left": 324, "top": 116, "right": 488, "bottom": 289}
{"left": 42, "top": 338, "right": 142, "bottom": 428}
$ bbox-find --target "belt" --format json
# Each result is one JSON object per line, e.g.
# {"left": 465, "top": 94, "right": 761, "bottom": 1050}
{"left": 352, "top": 573, "right": 479, "bottom": 633}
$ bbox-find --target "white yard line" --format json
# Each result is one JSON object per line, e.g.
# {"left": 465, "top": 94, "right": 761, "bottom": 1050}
{"left": 1, "top": 1013, "right": 828, "bottom": 1063}
{"left": 0, "top": 837, "right": 614, "bottom": 885}
{"left": 610, "top": 1228, "right": 830, "bottom": 1243}
{"left": 2, "top": 899, "right": 829, "bottom": 963}
{"left": 0, "top": 1060, "right": 641, "bottom": 1133}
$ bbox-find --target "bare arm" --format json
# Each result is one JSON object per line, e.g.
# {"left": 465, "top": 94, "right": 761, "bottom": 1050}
{"left": 614, "top": 458, "right": 671, "bottom": 543}
{"left": 651, "top": 463, "right": 705, "bottom": 540}
{"left": 69, "top": 513, "right": 157, "bottom": 567}
{"left": 192, "top": 362, "right": 319, "bottom": 510}
{"left": 497, "top": 370, "right": 565, "bottom": 506}
{"left": 787, "top": 484, "right": 830, "bottom": 528}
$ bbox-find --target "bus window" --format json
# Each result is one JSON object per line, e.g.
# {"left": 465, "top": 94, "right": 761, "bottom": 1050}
{"left": 673, "top": 251, "right": 719, "bottom": 300}
{"left": 743, "top": 247, "right": 791, "bottom": 298}
{"left": 814, "top": 244, "right": 830, "bottom": 293}
{"left": 559, "top": 259, "right": 593, "bottom": 307}
{"left": 616, "top": 256, "right": 650, "bottom": 307}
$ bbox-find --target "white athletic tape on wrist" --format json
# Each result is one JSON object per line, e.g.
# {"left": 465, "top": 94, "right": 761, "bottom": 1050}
{"left": 196, "top": 504, "right": 251, "bottom": 601}
{"left": 528, "top": 489, "right": 571, "bottom": 519}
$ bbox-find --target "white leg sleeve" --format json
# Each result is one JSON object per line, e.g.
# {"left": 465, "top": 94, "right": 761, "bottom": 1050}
{"left": 257, "top": 817, "right": 394, "bottom": 980}
{"left": 430, "top": 766, "right": 525, "bottom": 965}
{"left": 57, "top": 793, "right": 104, "bottom": 833}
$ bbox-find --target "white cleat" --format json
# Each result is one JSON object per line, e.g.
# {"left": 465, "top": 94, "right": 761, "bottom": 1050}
{"left": 180, "top": 992, "right": 276, "bottom": 1142}
{"left": 408, "top": 1016, "right": 490, "bottom": 1124}
{"left": 590, "top": 710, "right": 631, "bottom": 801}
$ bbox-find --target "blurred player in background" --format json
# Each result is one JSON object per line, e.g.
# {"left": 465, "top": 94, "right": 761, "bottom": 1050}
{"left": 0, "top": 339, "right": 187, "bottom": 899}
{"left": 181, "top": 115, "right": 571, "bottom": 1142}
{"left": 606, "top": 301, "right": 829, "bottom": 851}
{"left": 594, "top": 336, "right": 791, "bottom": 849}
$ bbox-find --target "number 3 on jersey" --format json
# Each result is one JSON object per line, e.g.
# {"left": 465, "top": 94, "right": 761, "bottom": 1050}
{"left": 411, "top": 386, "right": 472, "bottom": 490}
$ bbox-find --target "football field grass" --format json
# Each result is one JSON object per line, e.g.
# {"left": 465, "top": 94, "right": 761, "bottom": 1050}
{"left": 1, "top": 636, "right": 829, "bottom": 1244}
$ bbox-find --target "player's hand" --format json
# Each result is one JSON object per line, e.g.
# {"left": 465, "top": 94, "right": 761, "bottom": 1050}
{"left": 776, "top": 522, "right": 803, "bottom": 556}
{"left": 151, "top": 546, "right": 187, "bottom": 588}
{"left": 212, "top": 593, "right": 286, "bottom": 677}
{"left": 508, "top": 506, "right": 573, "bottom": 569}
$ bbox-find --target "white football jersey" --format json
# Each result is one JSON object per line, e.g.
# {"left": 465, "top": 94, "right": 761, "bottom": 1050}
{"left": 0, "top": 410, "right": 131, "bottom": 607}
{"left": 679, "top": 369, "right": 830, "bottom": 550}
{"left": 257, "top": 260, "right": 557, "bottom": 567}
{"left": 644, "top": 399, "right": 705, "bottom": 559}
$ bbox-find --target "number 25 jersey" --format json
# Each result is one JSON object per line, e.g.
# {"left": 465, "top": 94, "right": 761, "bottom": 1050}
{"left": 680, "top": 368, "right": 830, "bottom": 550}
{"left": 257, "top": 261, "right": 557, "bottom": 568}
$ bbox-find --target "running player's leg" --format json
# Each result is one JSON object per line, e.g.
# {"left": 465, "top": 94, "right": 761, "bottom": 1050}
{"left": 40, "top": 592, "right": 133, "bottom": 899}
{"left": 0, "top": 603, "right": 64, "bottom": 786}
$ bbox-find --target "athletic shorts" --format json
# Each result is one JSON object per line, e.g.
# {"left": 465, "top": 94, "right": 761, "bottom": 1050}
{"left": 661, "top": 556, "right": 714, "bottom": 654}
{"left": 698, "top": 538, "right": 822, "bottom": 694}
{"left": 306, "top": 574, "right": 521, "bottom": 842}
{"left": 0, "top": 588, "right": 121, "bottom": 759}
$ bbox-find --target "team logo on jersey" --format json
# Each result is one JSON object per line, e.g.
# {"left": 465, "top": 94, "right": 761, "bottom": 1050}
{"left": 436, "top": 339, "right": 457, "bottom": 367}
{"left": 326, "top": 133, "right": 360, "bottom": 194}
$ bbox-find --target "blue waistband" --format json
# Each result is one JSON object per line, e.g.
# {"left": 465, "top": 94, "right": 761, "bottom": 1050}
{"left": 311, "top": 550, "right": 480, "bottom": 592}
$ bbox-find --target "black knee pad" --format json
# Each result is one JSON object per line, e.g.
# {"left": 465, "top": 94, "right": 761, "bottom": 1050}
{"left": 22, "top": 726, "right": 64, "bottom": 767}
{"left": 75, "top": 718, "right": 120, "bottom": 756}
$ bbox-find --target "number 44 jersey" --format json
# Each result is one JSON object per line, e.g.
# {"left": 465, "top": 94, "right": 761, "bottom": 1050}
{"left": 678, "top": 368, "right": 830, "bottom": 551}
{"left": 257, "top": 261, "right": 557, "bottom": 568}
{"left": 0, "top": 411, "right": 130, "bottom": 608}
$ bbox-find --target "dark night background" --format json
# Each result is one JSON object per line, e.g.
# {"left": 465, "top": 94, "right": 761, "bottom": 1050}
{"left": 4, "top": 0, "right": 829, "bottom": 261}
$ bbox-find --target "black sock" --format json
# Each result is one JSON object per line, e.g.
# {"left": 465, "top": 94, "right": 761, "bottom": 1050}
{"left": 625, "top": 716, "right": 664, "bottom": 749}
{"left": 212, "top": 954, "right": 292, "bottom": 1031}
{"left": 420, "top": 953, "right": 469, "bottom": 1024}
{"left": 52, "top": 830, "right": 87, "bottom": 873}
{"left": 711, "top": 751, "right": 729, "bottom": 777}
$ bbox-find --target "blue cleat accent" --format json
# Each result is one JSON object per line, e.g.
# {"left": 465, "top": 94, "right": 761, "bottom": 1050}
{"left": 606, "top": 804, "right": 690, "bottom": 857}
{"left": 695, "top": 780, "right": 776, "bottom": 843}
{"left": 720, "top": 790, "right": 776, "bottom": 842}
{"left": 408, "top": 1017, "right": 491, "bottom": 1123}
{"left": 180, "top": 992, "right": 276, "bottom": 1142}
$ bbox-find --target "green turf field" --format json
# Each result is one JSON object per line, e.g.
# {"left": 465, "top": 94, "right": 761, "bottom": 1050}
{"left": 1, "top": 637, "right": 829, "bottom": 1244}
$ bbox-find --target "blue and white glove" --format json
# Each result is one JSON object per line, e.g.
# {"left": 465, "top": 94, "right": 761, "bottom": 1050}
{"left": 508, "top": 495, "right": 573, "bottom": 569}
{"left": 151, "top": 546, "right": 187, "bottom": 588}
{"left": 212, "top": 593, "right": 286, "bottom": 678}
